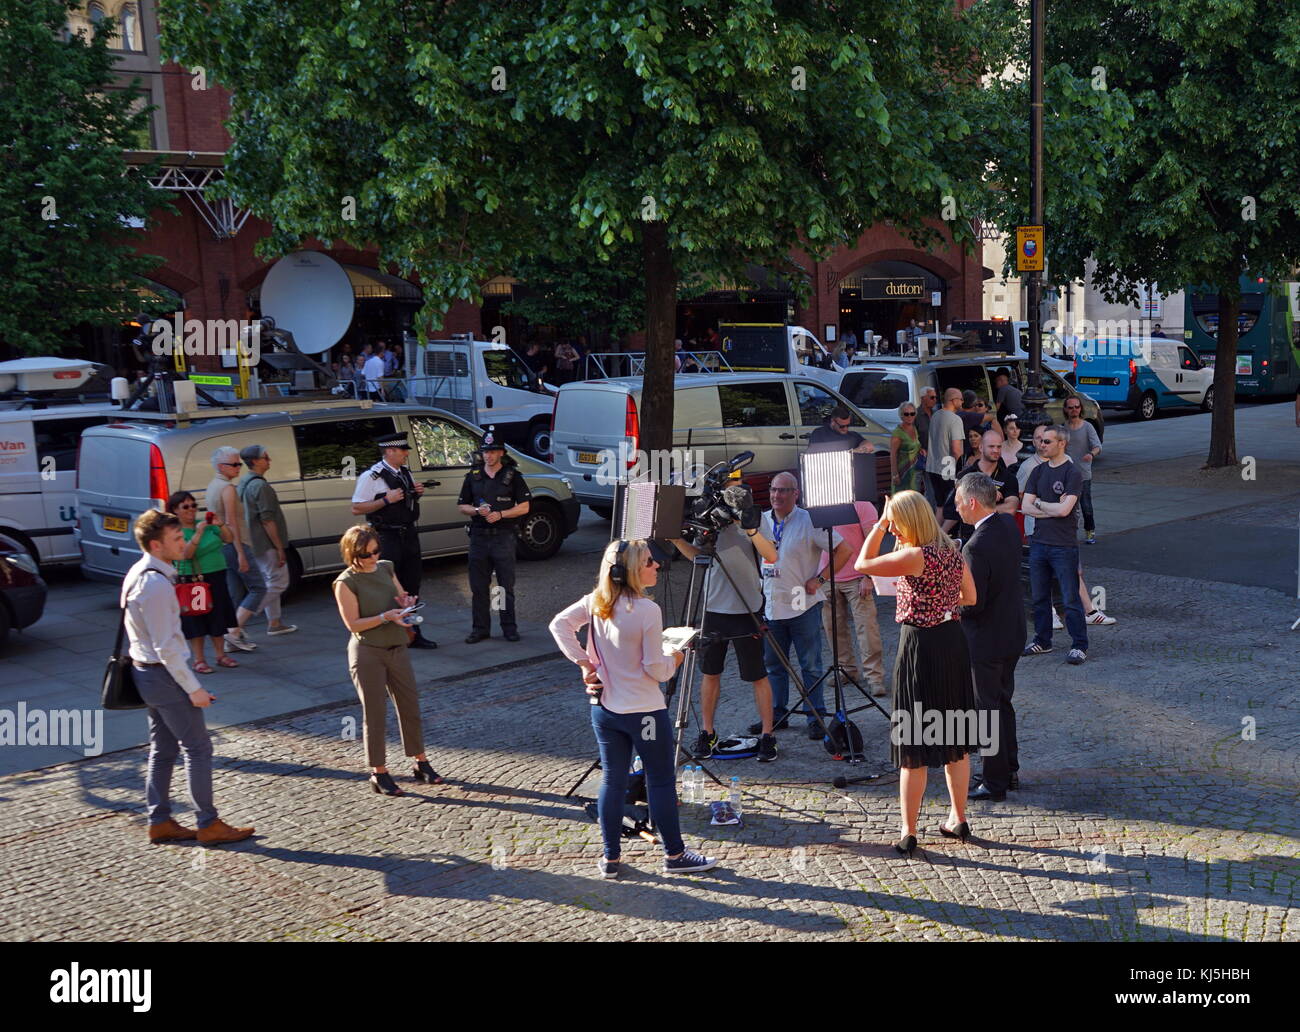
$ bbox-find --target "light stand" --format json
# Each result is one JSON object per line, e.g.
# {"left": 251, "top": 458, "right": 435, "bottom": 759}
{"left": 800, "top": 449, "right": 891, "bottom": 782}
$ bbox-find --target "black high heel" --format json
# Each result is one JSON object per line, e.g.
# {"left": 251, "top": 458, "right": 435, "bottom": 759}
{"left": 939, "top": 820, "right": 971, "bottom": 842}
{"left": 369, "top": 771, "right": 403, "bottom": 796}
{"left": 894, "top": 834, "right": 917, "bottom": 857}
{"left": 412, "top": 760, "right": 444, "bottom": 784}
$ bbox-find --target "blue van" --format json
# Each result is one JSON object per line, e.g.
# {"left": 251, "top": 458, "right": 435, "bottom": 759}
{"left": 1073, "top": 337, "right": 1214, "bottom": 421}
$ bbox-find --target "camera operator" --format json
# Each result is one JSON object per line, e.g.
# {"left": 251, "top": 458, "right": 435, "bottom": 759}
{"left": 668, "top": 485, "right": 780, "bottom": 763}
{"left": 549, "top": 539, "right": 718, "bottom": 880}
{"left": 760, "top": 471, "right": 855, "bottom": 738}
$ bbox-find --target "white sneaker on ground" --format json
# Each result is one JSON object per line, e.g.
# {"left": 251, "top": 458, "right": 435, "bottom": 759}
{"left": 224, "top": 633, "right": 258, "bottom": 652}
{"left": 1085, "top": 610, "right": 1117, "bottom": 626}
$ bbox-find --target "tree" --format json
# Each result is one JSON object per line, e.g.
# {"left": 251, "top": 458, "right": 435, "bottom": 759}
{"left": 0, "top": 0, "right": 169, "bottom": 357}
{"left": 161, "top": 0, "right": 1011, "bottom": 454}
{"left": 502, "top": 249, "right": 646, "bottom": 356}
{"left": 984, "top": 0, "right": 1300, "bottom": 467}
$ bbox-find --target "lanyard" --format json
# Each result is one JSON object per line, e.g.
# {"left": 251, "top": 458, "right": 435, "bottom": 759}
{"left": 771, "top": 514, "right": 788, "bottom": 550}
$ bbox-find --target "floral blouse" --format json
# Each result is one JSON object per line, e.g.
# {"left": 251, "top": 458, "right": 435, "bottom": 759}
{"left": 895, "top": 545, "right": 964, "bottom": 627}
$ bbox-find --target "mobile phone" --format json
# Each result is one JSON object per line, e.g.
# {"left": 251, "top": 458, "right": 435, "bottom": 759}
{"left": 422, "top": 480, "right": 438, "bottom": 489}
{"left": 204, "top": 511, "right": 216, "bottom": 524}
{"left": 398, "top": 602, "right": 425, "bottom": 616}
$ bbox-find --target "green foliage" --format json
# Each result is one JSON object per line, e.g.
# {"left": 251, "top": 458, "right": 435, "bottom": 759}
{"left": 0, "top": 0, "right": 170, "bottom": 355}
{"left": 159, "top": 0, "right": 1012, "bottom": 322}
{"left": 502, "top": 249, "right": 646, "bottom": 345}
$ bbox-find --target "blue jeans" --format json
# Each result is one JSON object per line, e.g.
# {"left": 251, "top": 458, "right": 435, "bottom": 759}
{"left": 764, "top": 602, "right": 828, "bottom": 724}
{"left": 589, "top": 706, "right": 684, "bottom": 861}
{"left": 134, "top": 664, "right": 218, "bottom": 828}
{"left": 1029, "top": 541, "right": 1088, "bottom": 651}
{"left": 223, "top": 542, "right": 266, "bottom": 616}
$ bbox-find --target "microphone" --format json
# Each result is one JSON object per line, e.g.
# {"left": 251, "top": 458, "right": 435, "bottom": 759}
{"left": 726, "top": 450, "right": 754, "bottom": 473}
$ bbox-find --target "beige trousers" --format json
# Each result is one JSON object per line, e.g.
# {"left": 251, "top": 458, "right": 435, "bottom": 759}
{"left": 347, "top": 637, "right": 425, "bottom": 768}
{"left": 821, "top": 578, "right": 885, "bottom": 687}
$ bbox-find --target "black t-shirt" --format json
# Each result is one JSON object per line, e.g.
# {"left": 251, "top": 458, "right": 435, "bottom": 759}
{"left": 807, "top": 422, "right": 864, "bottom": 452}
{"left": 942, "top": 458, "right": 1019, "bottom": 542}
{"left": 458, "top": 462, "right": 532, "bottom": 528}
{"left": 1024, "top": 459, "right": 1083, "bottom": 546}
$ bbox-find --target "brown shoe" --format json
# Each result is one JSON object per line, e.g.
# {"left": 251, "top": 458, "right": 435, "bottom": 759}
{"left": 148, "top": 818, "right": 197, "bottom": 843}
{"left": 196, "top": 819, "right": 255, "bottom": 845}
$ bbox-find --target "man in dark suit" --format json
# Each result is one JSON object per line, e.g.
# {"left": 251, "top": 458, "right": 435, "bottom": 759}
{"left": 954, "top": 472, "right": 1026, "bottom": 801}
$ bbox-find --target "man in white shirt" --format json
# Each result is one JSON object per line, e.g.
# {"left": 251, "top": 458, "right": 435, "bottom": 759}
{"left": 124, "top": 509, "right": 254, "bottom": 845}
{"left": 362, "top": 345, "right": 386, "bottom": 400}
{"left": 760, "top": 472, "right": 854, "bottom": 738}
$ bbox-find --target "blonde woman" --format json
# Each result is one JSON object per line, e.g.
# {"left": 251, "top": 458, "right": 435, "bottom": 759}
{"left": 855, "top": 491, "right": 978, "bottom": 856}
{"left": 549, "top": 540, "right": 718, "bottom": 880}
{"left": 333, "top": 524, "right": 442, "bottom": 796}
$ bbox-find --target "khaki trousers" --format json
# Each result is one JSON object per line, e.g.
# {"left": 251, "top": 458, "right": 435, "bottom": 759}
{"left": 347, "top": 637, "right": 425, "bottom": 767}
{"left": 821, "top": 578, "right": 885, "bottom": 687}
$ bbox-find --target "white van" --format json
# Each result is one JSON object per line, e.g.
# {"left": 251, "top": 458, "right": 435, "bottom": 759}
{"left": 0, "top": 358, "right": 123, "bottom": 565}
{"left": 402, "top": 336, "right": 557, "bottom": 458}
{"left": 549, "top": 372, "right": 890, "bottom": 516}
{"left": 75, "top": 401, "right": 581, "bottom": 586}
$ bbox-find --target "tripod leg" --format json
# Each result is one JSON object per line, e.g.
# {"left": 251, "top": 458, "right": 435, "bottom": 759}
{"left": 564, "top": 758, "right": 602, "bottom": 799}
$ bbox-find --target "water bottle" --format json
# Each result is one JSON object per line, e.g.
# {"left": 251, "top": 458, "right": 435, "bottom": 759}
{"left": 679, "top": 766, "right": 693, "bottom": 803}
{"left": 690, "top": 766, "right": 702, "bottom": 804}
{"left": 729, "top": 776, "right": 742, "bottom": 818}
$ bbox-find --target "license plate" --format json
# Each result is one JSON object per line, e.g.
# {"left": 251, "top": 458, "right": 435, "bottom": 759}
{"left": 1077, "top": 377, "right": 1101, "bottom": 384}
{"left": 577, "top": 451, "right": 601, "bottom": 465}
{"left": 103, "top": 516, "right": 129, "bottom": 533}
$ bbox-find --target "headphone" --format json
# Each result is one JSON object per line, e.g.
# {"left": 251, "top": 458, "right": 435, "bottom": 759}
{"left": 608, "top": 540, "right": 630, "bottom": 585}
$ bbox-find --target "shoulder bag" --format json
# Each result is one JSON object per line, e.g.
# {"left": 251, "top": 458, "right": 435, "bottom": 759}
{"left": 101, "top": 568, "right": 160, "bottom": 710}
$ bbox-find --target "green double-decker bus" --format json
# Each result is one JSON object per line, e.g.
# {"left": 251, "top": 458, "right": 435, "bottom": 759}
{"left": 1185, "top": 276, "right": 1300, "bottom": 397}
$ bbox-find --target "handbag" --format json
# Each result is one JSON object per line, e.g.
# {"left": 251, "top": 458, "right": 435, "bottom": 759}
{"left": 175, "top": 576, "right": 212, "bottom": 616}
{"left": 101, "top": 569, "right": 158, "bottom": 710}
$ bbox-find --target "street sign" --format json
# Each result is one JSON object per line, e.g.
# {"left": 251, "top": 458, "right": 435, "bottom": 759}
{"left": 930, "top": 290, "right": 942, "bottom": 307}
{"left": 1016, "top": 226, "right": 1044, "bottom": 272}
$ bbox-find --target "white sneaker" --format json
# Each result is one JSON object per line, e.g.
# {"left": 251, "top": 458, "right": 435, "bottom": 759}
{"left": 224, "top": 633, "right": 258, "bottom": 652}
{"left": 1086, "top": 610, "right": 1117, "bottom": 626}
{"left": 1052, "top": 610, "right": 1063, "bottom": 630}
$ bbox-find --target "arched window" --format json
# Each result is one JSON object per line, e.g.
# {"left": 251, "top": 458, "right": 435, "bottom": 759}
{"left": 87, "top": 2, "right": 106, "bottom": 28}
{"left": 120, "top": 3, "right": 142, "bottom": 51}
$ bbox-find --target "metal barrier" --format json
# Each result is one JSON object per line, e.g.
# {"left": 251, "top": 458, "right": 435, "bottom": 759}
{"left": 582, "top": 350, "right": 734, "bottom": 378}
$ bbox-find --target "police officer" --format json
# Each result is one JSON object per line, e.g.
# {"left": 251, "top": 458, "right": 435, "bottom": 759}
{"left": 457, "top": 428, "right": 531, "bottom": 643}
{"left": 350, "top": 432, "right": 437, "bottom": 649}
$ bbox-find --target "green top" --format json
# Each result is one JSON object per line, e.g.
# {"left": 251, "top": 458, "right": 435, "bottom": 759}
{"left": 891, "top": 424, "right": 923, "bottom": 491}
{"left": 334, "top": 559, "right": 407, "bottom": 648}
{"left": 175, "top": 524, "right": 227, "bottom": 576}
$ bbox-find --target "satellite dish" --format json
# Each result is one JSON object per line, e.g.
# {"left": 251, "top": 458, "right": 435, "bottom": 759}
{"left": 259, "top": 251, "right": 355, "bottom": 355}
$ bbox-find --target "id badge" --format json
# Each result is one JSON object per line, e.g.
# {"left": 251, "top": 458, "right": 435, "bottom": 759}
{"left": 760, "top": 560, "right": 779, "bottom": 580}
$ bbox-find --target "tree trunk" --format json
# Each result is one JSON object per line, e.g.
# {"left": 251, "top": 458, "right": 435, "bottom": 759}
{"left": 638, "top": 220, "right": 677, "bottom": 465}
{"left": 1205, "top": 287, "right": 1238, "bottom": 468}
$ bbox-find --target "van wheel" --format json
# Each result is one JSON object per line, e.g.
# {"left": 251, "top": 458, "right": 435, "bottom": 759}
{"left": 0, "top": 530, "right": 38, "bottom": 569}
{"left": 284, "top": 548, "right": 304, "bottom": 596}
{"left": 517, "top": 501, "right": 563, "bottom": 561}
{"left": 1137, "top": 391, "right": 1158, "bottom": 421}
{"left": 1201, "top": 385, "right": 1215, "bottom": 412}
{"left": 589, "top": 505, "right": 613, "bottom": 521}
{"left": 527, "top": 420, "right": 552, "bottom": 460}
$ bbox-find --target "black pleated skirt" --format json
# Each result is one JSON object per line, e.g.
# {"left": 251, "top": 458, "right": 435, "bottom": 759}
{"left": 891, "top": 620, "right": 977, "bottom": 769}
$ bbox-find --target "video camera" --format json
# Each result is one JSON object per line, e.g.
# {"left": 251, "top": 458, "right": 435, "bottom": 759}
{"left": 682, "top": 451, "right": 762, "bottom": 543}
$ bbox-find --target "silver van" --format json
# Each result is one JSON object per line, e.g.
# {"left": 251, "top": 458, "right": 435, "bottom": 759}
{"left": 75, "top": 402, "right": 581, "bottom": 586}
{"left": 549, "top": 372, "right": 890, "bottom": 516}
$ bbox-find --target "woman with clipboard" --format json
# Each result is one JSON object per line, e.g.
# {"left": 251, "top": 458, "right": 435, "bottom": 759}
{"left": 550, "top": 539, "right": 718, "bottom": 881}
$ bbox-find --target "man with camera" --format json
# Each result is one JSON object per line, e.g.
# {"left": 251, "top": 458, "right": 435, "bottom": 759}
{"left": 351, "top": 432, "right": 437, "bottom": 649}
{"left": 669, "top": 482, "right": 780, "bottom": 763}
{"left": 457, "top": 428, "right": 531, "bottom": 644}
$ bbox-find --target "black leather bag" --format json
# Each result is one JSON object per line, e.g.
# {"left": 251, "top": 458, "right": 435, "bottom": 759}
{"left": 102, "top": 573, "right": 150, "bottom": 710}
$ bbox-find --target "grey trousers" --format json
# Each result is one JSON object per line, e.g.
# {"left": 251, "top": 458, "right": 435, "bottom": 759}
{"left": 133, "top": 663, "right": 217, "bottom": 828}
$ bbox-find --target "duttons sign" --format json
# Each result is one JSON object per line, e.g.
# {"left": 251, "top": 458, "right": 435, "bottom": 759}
{"left": 855, "top": 278, "right": 927, "bottom": 300}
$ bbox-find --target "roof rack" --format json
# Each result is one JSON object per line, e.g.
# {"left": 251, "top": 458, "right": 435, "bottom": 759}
{"left": 115, "top": 393, "right": 383, "bottom": 426}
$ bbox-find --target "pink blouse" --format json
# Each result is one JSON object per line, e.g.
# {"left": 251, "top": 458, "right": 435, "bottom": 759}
{"left": 549, "top": 594, "right": 677, "bottom": 714}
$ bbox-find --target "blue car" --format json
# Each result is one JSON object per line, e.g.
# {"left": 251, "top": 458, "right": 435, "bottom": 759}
{"left": 1073, "top": 337, "right": 1215, "bottom": 421}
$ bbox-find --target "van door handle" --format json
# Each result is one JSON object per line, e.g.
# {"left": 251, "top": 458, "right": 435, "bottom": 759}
{"left": 485, "top": 395, "right": 493, "bottom": 408}
{"left": 798, "top": 432, "right": 810, "bottom": 440}
{"left": 779, "top": 433, "right": 795, "bottom": 439}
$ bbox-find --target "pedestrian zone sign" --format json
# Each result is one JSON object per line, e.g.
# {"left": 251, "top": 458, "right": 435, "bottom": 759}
{"left": 1016, "top": 226, "right": 1044, "bottom": 272}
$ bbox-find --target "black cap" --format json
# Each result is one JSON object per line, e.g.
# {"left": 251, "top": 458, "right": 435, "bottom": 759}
{"left": 481, "top": 427, "right": 505, "bottom": 451}
{"left": 376, "top": 433, "right": 410, "bottom": 450}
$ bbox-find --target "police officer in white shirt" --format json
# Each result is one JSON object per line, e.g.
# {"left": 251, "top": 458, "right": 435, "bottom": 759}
{"left": 350, "top": 432, "right": 437, "bottom": 648}
{"left": 124, "top": 509, "right": 254, "bottom": 845}
{"left": 760, "top": 471, "right": 855, "bottom": 738}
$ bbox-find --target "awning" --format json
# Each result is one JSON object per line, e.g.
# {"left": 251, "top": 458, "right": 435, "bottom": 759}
{"left": 249, "top": 264, "right": 422, "bottom": 303}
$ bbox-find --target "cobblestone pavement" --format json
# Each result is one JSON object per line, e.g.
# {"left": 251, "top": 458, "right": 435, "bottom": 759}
{"left": 1, "top": 550, "right": 1295, "bottom": 942}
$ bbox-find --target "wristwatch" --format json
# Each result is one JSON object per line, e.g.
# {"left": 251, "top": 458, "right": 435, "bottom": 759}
{"left": 816, "top": 575, "right": 827, "bottom": 585}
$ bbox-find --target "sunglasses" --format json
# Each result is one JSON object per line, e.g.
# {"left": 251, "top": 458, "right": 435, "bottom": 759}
{"left": 360, "top": 549, "right": 381, "bottom": 559}
{"left": 832, "top": 420, "right": 851, "bottom": 430}
{"left": 219, "top": 462, "right": 240, "bottom": 468}
{"left": 177, "top": 503, "right": 197, "bottom": 510}
{"left": 643, "top": 557, "right": 659, "bottom": 568}
{"left": 901, "top": 411, "right": 916, "bottom": 417}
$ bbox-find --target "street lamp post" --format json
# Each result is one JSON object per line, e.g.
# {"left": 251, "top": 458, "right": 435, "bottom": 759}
{"left": 1022, "top": 0, "right": 1049, "bottom": 431}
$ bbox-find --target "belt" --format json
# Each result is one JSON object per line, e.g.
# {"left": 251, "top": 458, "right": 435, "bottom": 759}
{"left": 371, "top": 523, "right": 415, "bottom": 533}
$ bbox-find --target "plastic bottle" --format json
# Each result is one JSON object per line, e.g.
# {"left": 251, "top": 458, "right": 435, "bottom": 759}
{"left": 679, "top": 765, "right": 692, "bottom": 803}
{"left": 691, "top": 766, "right": 703, "bottom": 804}
{"left": 729, "top": 776, "right": 742, "bottom": 818}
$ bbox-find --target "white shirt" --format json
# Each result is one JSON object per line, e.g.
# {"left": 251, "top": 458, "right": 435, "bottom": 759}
{"left": 549, "top": 594, "right": 677, "bottom": 714}
{"left": 121, "top": 552, "right": 203, "bottom": 695}
{"left": 362, "top": 355, "right": 385, "bottom": 391}
{"left": 761, "top": 506, "right": 843, "bottom": 621}
{"left": 350, "top": 459, "right": 405, "bottom": 504}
